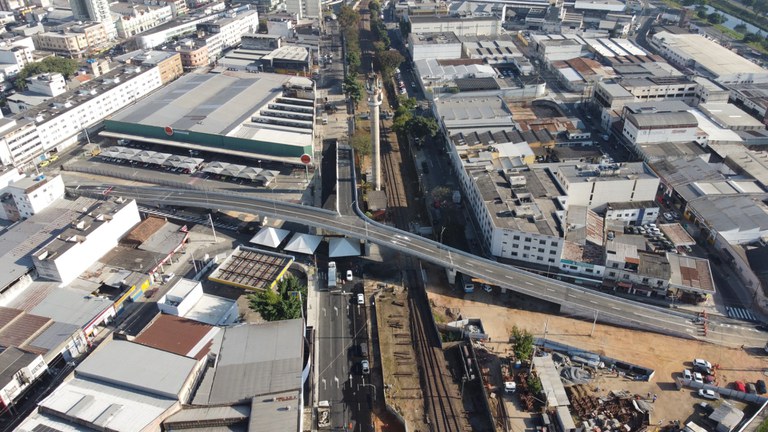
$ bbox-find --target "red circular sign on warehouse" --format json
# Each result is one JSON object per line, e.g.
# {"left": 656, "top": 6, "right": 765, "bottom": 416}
{"left": 300, "top": 154, "right": 312, "bottom": 165}
{"left": 164, "top": 126, "right": 174, "bottom": 136}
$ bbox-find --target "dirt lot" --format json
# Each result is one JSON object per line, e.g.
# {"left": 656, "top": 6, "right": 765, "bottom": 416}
{"left": 372, "top": 283, "right": 428, "bottom": 432}
{"left": 426, "top": 272, "right": 768, "bottom": 426}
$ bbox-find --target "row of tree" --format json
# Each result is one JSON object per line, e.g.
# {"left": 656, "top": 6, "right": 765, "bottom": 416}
{"left": 368, "top": 0, "right": 406, "bottom": 81}
{"left": 339, "top": 5, "right": 364, "bottom": 103}
{"left": 681, "top": 0, "right": 768, "bottom": 37}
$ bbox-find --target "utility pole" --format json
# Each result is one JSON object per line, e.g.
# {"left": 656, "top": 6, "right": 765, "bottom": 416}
{"left": 208, "top": 212, "right": 218, "bottom": 243}
{"left": 591, "top": 310, "right": 599, "bottom": 337}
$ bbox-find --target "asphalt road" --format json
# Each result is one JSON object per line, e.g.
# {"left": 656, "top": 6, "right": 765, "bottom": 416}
{"left": 67, "top": 184, "right": 768, "bottom": 348}
{"left": 316, "top": 274, "right": 372, "bottom": 431}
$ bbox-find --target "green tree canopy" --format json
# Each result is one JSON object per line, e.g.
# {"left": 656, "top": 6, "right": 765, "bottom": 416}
{"left": 343, "top": 75, "right": 363, "bottom": 103}
{"left": 15, "top": 57, "right": 79, "bottom": 90}
{"left": 248, "top": 275, "right": 307, "bottom": 321}
{"left": 351, "top": 128, "right": 371, "bottom": 158}
{"left": 707, "top": 12, "right": 725, "bottom": 24}
{"left": 511, "top": 326, "right": 535, "bottom": 362}
{"left": 734, "top": 23, "right": 748, "bottom": 33}
{"left": 406, "top": 116, "right": 438, "bottom": 139}
{"left": 338, "top": 5, "right": 359, "bottom": 29}
{"left": 376, "top": 50, "right": 405, "bottom": 80}
{"left": 527, "top": 374, "right": 543, "bottom": 396}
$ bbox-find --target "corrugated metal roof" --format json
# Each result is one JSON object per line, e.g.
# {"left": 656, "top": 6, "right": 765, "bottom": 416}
{"left": 249, "top": 391, "right": 301, "bottom": 432}
{"left": 75, "top": 339, "right": 199, "bottom": 400}
{"left": 207, "top": 320, "right": 304, "bottom": 405}
{"left": 134, "top": 315, "right": 217, "bottom": 359}
{"left": 36, "top": 378, "right": 176, "bottom": 431}
{"left": 122, "top": 216, "right": 166, "bottom": 245}
{"left": 0, "top": 307, "right": 23, "bottom": 329}
{"left": 626, "top": 111, "right": 697, "bottom": 129}
{"left": 0, "top": 312, "right": 51, "bottom": 347}
{"left": 27, "top": 321, "right": 79, "bottom": 352}
{"left": 0, "top": 346, "right": 40, "bottom": 384}
{"left": 29, "top": 288, "right": 112, "bottom": 328}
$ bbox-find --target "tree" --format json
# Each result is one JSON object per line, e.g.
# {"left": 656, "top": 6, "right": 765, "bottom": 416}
{"left": 376, "top": 50, "right": 405, "bottom": 80}
{"left": 707, "top": 12, "right": 725, "bottom": 24}
{"left": 399, "top": 19, "right": 411, "bottom": 37}
{"left": 510, "top": 326, "right": 535, "bottom": 362}
{"left": 368, "top": 0, "right": 381, "bottom": 14}
{"left": 343, "top": 75, "right": 363, "bottom": 103}
{"left": 338, "top": 5, "right": 359, "bottom": 29}
{"left": 743, "top": 31, "right": 764, "bottom": 43}
{"left": 346, "top": 51, "right": 361, "bottom": 71}
{"left": 351, "top": 128, "right": 372, "bottom": 158}
{"left": 735, "top": 23, "right": 748, "bottom": 33}
{"left": 248, "top": 275, "right": 307, "bottom": 321}
{"left": 696, "top": 7, "right": 708, "bottom": 19}
{"left": 527, "top": 374, "right": 543, "bottom": 396}
{"left": 15, "top": 57, "right": 79, "bottom": 90}
{"left": 406, "top": 116, "right": 439, "bottom": 139}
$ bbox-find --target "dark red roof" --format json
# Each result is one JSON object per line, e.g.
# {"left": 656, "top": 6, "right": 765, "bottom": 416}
{"left": 134, "top": 314, "right": 215, "bottom": 359}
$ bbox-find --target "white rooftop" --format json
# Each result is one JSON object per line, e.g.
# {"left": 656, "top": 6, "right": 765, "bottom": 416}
{"left": 166, "top": 278, "right": 200, "bottom": 300}
{"left": 654, "top": 32, "right": 767, "bottom": 78}
{"left": 33, "top": 378, "right": 176, "bottom": 431}
{"left": 75, "top": 339, "right": 199, "bottom": 400}
{"left": 183, "top": 293, "right": 238, "bottom": 326}
{"left": 689, "top": 109, "right": 743, "bottom": 143}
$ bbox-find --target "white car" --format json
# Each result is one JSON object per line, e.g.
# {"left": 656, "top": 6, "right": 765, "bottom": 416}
{"left": 693, "top": 359, "right": 713, "bottom": 369}
{"left": 663, "top": 212, "right": 675, "bottom": 221}
{"left": 360, "top": 360, "right": 370, "bottom": 374}
{"left": 693, "top": 372, "right": 704, "bottom": 384}
{"left": 357, "top": 293, "right": 365, "bottom": 305}
{"left": 346, "top": 270, "right": 353, "bottom": 281}
{"left": 698, "top": 389, "right": 719, "bottom": 400}
{"left": 683, "top": 369, "right": 693, "bottom": 380}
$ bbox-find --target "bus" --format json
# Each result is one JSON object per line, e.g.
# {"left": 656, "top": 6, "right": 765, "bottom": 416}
{"left": 328, "top": 261, "right": 337, "bottom": 288}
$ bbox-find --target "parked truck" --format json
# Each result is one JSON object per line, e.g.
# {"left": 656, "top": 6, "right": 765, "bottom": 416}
{"left": 328, "top": 261, "right": 337, "bottom": 289}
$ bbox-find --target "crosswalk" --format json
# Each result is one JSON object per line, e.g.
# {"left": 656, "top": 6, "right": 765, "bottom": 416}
{"left": 726, "top": 306, "right": 758, "bottom": 322}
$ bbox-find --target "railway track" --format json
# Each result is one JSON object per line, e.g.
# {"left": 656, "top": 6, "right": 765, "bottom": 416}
{"left": 408, "top": 271, "right": 466, "bottom": 432}
{"left": 379, "top": 92, "right": 466, "bottom": 431}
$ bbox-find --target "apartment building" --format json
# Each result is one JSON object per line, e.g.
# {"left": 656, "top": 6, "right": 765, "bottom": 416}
{"left": 0, "top": 65, "right": 163, "bottom": 168}
{"left": 33, "top": 32, "right": 88, "bottom": 58}
{"left": 113, "top": 3, "right": 173, "bottom": 38}
{"left": 0, "top": 119, "right": 42, "bottom": 166}
{"left": 550, "top": 162, "right": 660, "bottom": 211}
{"left": 0, "top": 173, "right": 65, "bottom": 221}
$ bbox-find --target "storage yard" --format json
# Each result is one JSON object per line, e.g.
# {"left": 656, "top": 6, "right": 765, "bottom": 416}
{"left": 426, "top": 278, "right": 768, "bottom": 427}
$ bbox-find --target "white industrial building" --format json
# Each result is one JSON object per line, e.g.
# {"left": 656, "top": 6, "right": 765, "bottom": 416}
{"left": 551, "top": 162, "right": 660, "bottom": 211}
{"left": 32, "top": 198, "right": 142, "bottom": 287}
{"left": 650, "top": 31, "right": 768, "bottom": 84}
{"left": 408, "top": 15, "right": 502, "bottom": 37}
{"left": 621, "top": 110, "right": 701, "bottom": 145}
{"left": 408, "top": 32, "right": 462, "bottom": 61}
{"left": 0, "top": 173, "right": 65, "bottom": 221}
{"left": 604, "top": 201, "right": 659, "bottom": 225}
